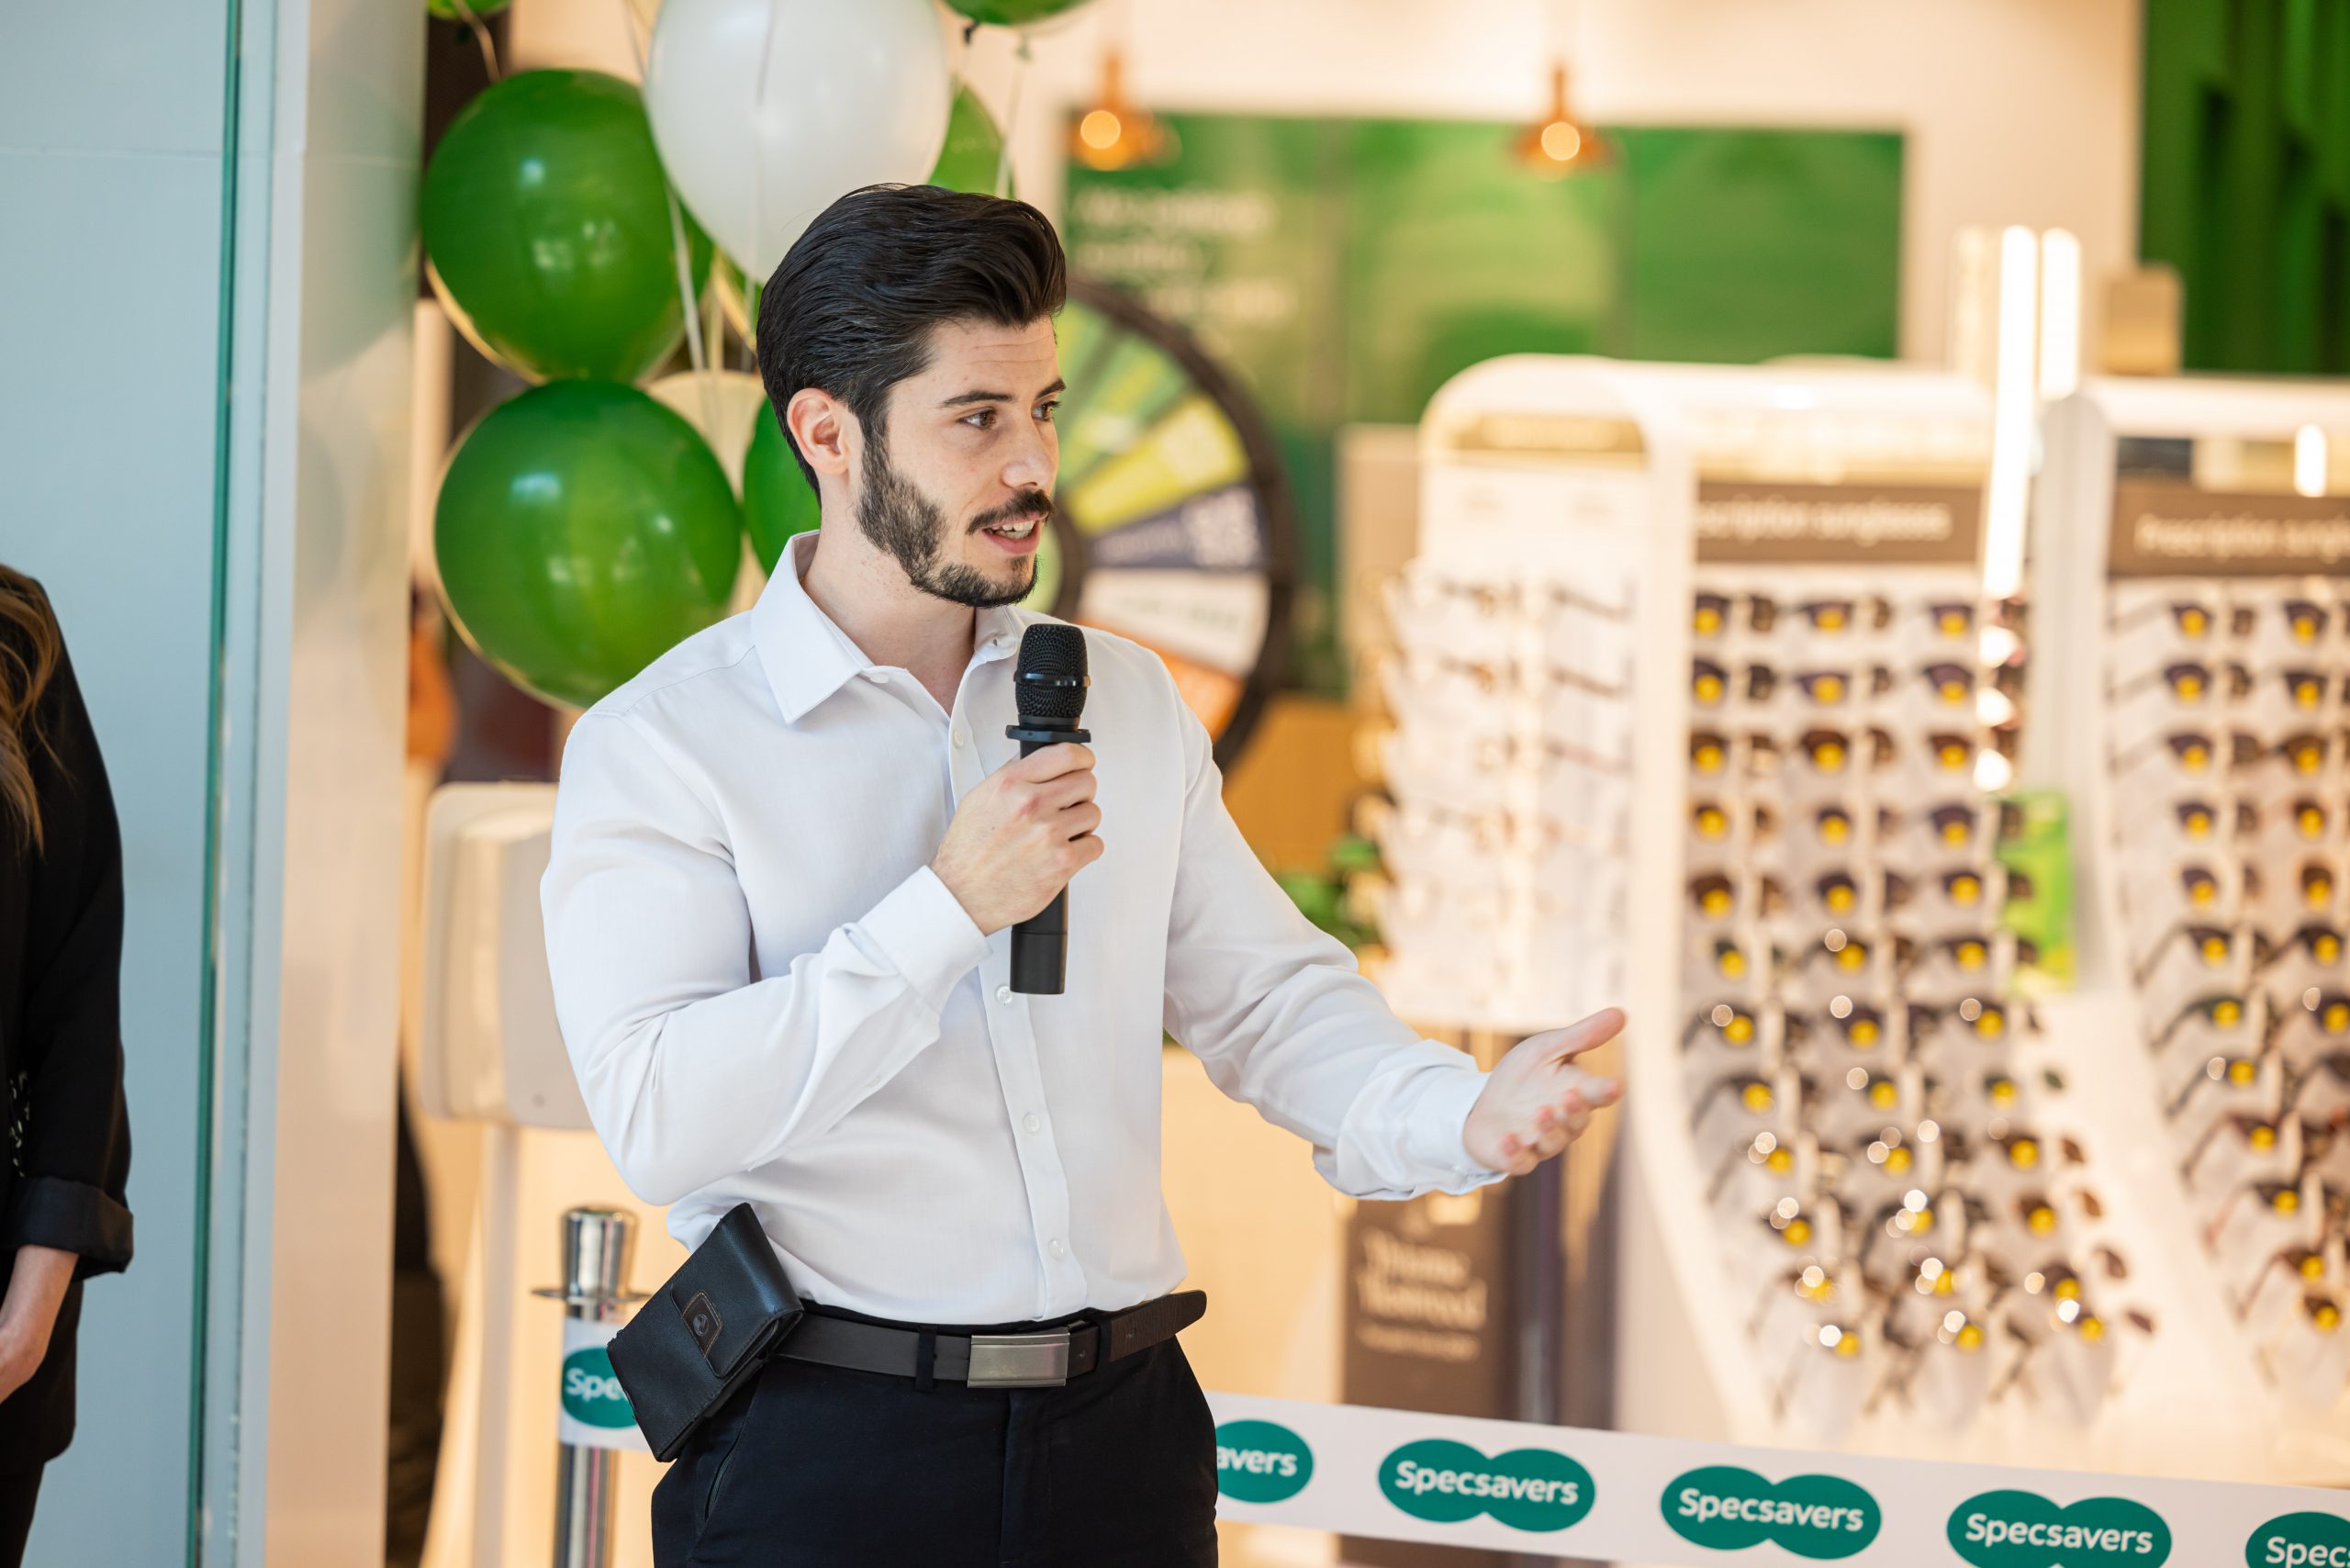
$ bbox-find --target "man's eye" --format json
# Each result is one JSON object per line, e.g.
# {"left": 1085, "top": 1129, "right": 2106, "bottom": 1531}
{"left": 1038, "top": 400, "right": 1060, "bottom": 423}
{"left": 962, "top": 409, "right": 996, "bottom": 430}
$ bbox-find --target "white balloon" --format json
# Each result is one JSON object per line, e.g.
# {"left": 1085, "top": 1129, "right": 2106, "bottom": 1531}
{"left": 645, "top": 0, "right": 953, "bottom": 281}
{"left": 645, "top": 369, "right": 771, "bottom": 495}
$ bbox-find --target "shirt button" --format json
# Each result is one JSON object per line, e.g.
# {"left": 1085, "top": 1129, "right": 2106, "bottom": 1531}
{"left": 995, "top": 984, "right": 1013, "bottom": 1003}
{"left": 863, "top": 670, "right": 888, "bottom": 685}
{"left": 1047, "top": 1238, "right": 1066, "bottom": 1260}
{"left": 952, "top": 729, "right": 967, "bottom": 748}
{"left": 1023, "top": 1113, "right": 1041, "bottom": 1135}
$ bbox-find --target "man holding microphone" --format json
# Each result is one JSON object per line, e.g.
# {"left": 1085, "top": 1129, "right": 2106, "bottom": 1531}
{"left": 541, "top": 184, "right": 1623, "bottom": 1567}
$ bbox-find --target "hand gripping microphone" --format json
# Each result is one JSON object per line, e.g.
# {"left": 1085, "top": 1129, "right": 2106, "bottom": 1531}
{"left": 1006, "top": 623, "right": 1091, "bottom": 994}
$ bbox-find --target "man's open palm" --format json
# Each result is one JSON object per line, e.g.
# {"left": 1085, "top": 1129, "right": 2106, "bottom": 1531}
{"left": 1462, "top": 1008, "right": 1627, "bottom": 1175}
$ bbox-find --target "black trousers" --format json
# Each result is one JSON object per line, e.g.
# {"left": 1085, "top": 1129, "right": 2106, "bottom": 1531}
{"left": 651, "top": 1325, "right": 1218, "bottom": 1567}
{"left": 0, "top": 1466, "right": 39, "bottom": 1568}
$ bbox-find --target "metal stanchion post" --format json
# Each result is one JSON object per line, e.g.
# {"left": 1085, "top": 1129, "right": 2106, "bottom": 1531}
{"left": 539, "top": 1208, "right": 638, "bottom": 1568}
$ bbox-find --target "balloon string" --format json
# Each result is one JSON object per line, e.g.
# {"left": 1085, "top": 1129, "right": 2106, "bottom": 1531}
{"left": 667, "top": 194, "right": 711, "bottom": 385}
{"left": 613, "top": 0, "right": 712, "bottom": 397}
{"left": 705, "top": 252, "right": 726, "bottom": 373}
{"left": 997, "top": 31, "right": 1034, "bottom": 199}
{"left": 750, "top": 0, "right": 781, "bottom": 339}
{"left": 445, "top": 0, "right": 501, "bottom": 81}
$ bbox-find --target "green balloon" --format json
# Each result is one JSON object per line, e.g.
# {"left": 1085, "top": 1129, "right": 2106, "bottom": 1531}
{"left": 421, "top": 70, "right": 711, "bottom": 383}
{"left": 928, "top": 85, "right": 1009, "bottom": 196}
{"left": 435, "top": 380, "right": 743, "bottom": 709}
{"left": 946, "top": 0, "right": 1094, "bottom": 24}
{"left": 743, "top": 405, "right": 823, "bottom": 576}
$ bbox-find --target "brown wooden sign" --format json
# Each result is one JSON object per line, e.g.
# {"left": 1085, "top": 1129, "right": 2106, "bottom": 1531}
{"left": 2108, "top": 478, "right": 2350, "bottom": 576}
{"left": 1341, "top": 1182, "right": 1528, "bottom": 1568}
{"left": 1694, "top": 480, "right": 1986, "bottom": 565}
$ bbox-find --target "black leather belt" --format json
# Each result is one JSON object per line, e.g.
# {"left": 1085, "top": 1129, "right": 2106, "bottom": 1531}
{"left": 775, "top": 1290, "right": 1206, "bottom": 1389}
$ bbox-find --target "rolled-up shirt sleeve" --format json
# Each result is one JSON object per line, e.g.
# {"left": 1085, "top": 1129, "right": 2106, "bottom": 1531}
{"left": 1157, "top": 687, "right": 1505, "bottom": 1202}
{"left": 543, "top": 709, "right": 990, "bottom": 1204}
{"left": 7, "top": 610, "right": 134, "bottom": 1277}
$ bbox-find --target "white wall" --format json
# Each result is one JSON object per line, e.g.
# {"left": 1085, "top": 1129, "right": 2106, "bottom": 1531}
{"left": 0, "top": 6, "right": 231, "bottom": 1563}
{"left": 214, "top": 0, "right": 423, "bottom": 1559}
{"left": 6, "top": 4, "right": 420, "bottom": 1560}
{"left": 516, "top": 0, "right": 2140, "bottom": 369}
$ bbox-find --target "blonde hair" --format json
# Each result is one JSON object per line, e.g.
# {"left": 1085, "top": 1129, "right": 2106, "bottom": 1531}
{"left": 0, "top": 566, "right": 62, "bottom": 854}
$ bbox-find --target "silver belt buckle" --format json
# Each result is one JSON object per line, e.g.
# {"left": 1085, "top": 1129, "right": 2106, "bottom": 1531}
{"left": 967, "top": 1328, "right": 1072, "bottom": 1388}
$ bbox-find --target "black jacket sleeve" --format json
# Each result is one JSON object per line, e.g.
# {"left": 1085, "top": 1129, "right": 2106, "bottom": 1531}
{"left": 5, "top": 593, "right": 132, "bottom": 1277}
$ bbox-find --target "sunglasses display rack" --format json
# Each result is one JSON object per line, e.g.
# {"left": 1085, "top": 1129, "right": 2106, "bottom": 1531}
{"left": 1405, "top": 357, "right": 2249, "bottom": 1484}
{"left": 2030, "top": 376, "right": 2350, "bottom": 1484}
{"left": 1372, "top": 361, "right": 1691, "bottom": 1038}
{"left": 1628, "top": 365, "right": 2177, "bottom": 1469}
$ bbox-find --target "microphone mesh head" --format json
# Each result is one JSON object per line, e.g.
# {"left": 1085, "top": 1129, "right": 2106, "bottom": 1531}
{"left": 1013, "top": 623, "right": 1090, "bottom": 724}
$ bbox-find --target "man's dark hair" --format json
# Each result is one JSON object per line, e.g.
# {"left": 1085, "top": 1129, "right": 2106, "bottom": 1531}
{"left": 756, "top": 184, "right": 1068, "bottom": 492}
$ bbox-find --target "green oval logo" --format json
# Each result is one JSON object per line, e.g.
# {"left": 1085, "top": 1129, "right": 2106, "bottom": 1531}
{"left": 1948, "top": 1490, "right": 2171, "bottom": 1566}
{"left": 560, "top": 1345, "right": 635, "bottom": 1428}
{"left": 1214, "top": 1419, "right": 1314, "bottom": 1504}
{"left": 1379, "top": 1439, "right": 1596, "bottom": 1532}
{"left": 1663, "top": 1466, "right": 1882, "bottom": 1559}
{"left": 2246, "top": 1510, "right": 2350, "bottom": 1568}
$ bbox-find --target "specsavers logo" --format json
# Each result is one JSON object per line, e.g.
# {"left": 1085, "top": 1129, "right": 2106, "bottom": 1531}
{"left": 560, "top": 1345, "right": 635, "bottom": 1428}
{"left": 1663, "top": 1466, "right": 1882, "bottom": 1559}
{"left": 2247, "top": 1512, "right": 2350, "bottom": 1568}
{"left": 1214, "top": 1419, "right": 1313, "bottom": 1505}
{"left": 1948, "top": 1490, "right": 2171, "bottom": 1567}
{"left": 1378, "top": 1439, "right": 1596, "bottom": 1533}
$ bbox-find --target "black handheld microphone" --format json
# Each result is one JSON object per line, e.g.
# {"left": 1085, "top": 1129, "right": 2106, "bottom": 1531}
{"left": 1006, "top": 623, "right": 1091, "bottom": 994}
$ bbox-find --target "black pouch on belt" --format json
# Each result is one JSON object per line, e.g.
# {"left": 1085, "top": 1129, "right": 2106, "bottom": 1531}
{"left": 608, "top": 1203, "right": 805, "bottom": 1462}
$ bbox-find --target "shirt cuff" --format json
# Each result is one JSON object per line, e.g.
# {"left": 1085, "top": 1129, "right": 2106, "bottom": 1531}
{"left": 6, "top": 1176, "right": 134, "bottom": 1277}
{"left": 860, "top": 865, "right": 991, "bottom": 1014}
{"left": 1402, "top": 1066, "right": 1509, "bottom": 1192}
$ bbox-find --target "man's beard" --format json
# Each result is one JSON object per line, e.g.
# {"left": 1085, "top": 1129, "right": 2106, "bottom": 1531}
{"left": 856, "top": 436, "right": 1047, "bottom": 610}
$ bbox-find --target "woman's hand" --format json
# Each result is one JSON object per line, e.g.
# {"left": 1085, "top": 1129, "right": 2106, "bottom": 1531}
{"left": 0, "top": 1245, "right": 77, "bottom": 1405}
{"left": 1462, "top": 1008, "right": 1627, "bottom": 1176}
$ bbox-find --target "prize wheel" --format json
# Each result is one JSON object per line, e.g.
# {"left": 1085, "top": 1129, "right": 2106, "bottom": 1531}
{"left": 1028, "top": 276, "right": 1296, "bottom": 768}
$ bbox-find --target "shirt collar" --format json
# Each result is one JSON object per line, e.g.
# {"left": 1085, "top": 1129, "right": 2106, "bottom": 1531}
{"left": 754, "top": 530, "right": 1027, "bottom": 724}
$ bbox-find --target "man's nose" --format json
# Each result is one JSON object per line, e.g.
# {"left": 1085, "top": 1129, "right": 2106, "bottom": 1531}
{"left": 1002, "top": 419, "right": 1056, "bottom": 492}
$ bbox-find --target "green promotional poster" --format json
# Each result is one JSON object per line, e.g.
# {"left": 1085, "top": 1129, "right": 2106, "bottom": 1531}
{"left": 1662, "top": 1465, "right": 1883, "bottom": 1559}
{"left": 1065, "top": 113, "right": 1902, "bottom": 691}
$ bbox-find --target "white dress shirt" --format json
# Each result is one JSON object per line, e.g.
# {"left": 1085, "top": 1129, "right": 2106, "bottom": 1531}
{"left": 542, "top": 528, "right": 1503, "bottom": 1326}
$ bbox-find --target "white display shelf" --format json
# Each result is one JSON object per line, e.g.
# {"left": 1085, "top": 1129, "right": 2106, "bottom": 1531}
{"left": 2025, "top": 375, "right": 2350, "bottom": 1486}
{"left": 1395, "top": 356, "right": 2317, "bottom": 1485}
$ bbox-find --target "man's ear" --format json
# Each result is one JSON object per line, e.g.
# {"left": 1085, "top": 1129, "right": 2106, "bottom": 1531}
{"left": 785, "top": 387, "right": 855, "bottom": 479}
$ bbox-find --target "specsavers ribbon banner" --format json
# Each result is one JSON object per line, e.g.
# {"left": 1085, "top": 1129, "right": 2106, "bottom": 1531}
{"left": 555, "top": 1317, "right": 649, "bottom": 1452}
{"left": 1203, "top": 1393, "right": 2349, "bottom": 1566}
